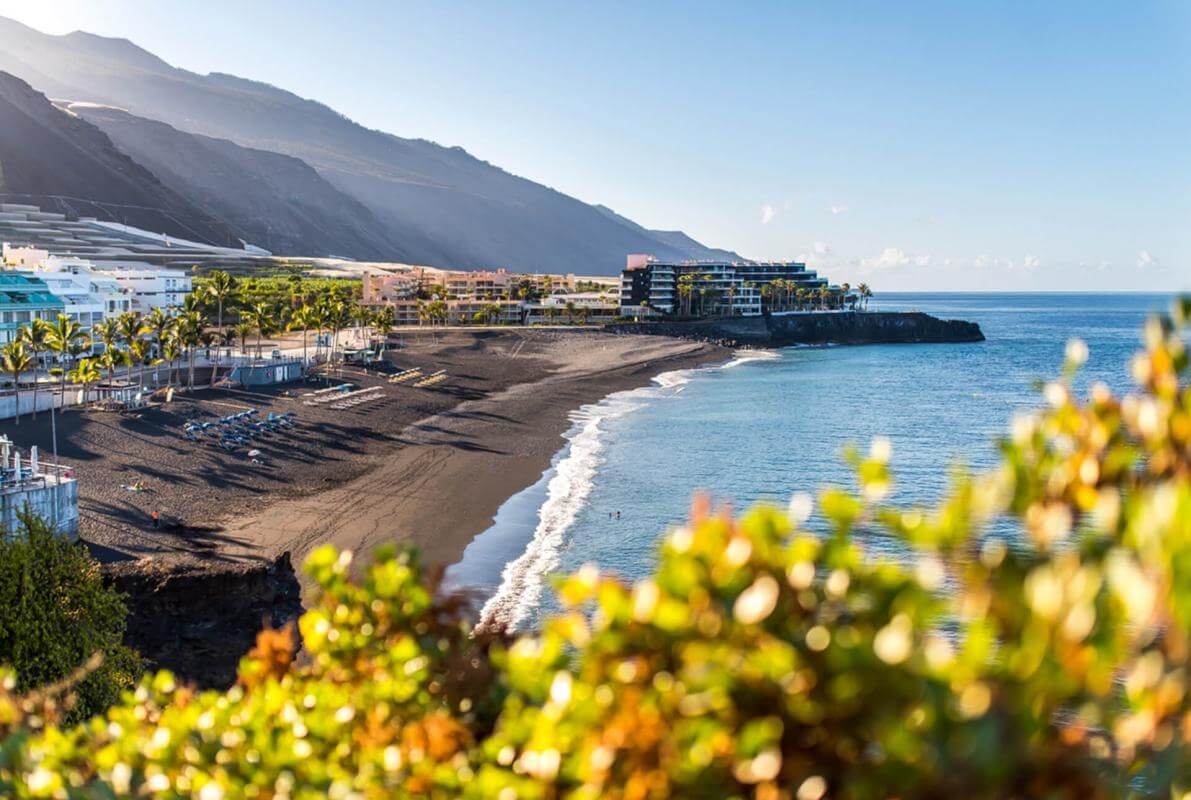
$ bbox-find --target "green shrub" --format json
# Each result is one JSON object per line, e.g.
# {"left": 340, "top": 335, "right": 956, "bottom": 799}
{"left": 0, "top": 513, "right": 141, "bottom": 724}
{"left": 0, "top": 299, "right": 1184, "bottom": 798}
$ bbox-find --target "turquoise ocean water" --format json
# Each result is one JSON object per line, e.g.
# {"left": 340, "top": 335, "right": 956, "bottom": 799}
{"left": 445, "top": 293, "right": 1176, "bottom": 631}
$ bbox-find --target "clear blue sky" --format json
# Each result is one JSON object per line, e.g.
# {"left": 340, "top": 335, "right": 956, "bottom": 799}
{"left": 3, "top": 1, "right": 1188, "bottom": 290}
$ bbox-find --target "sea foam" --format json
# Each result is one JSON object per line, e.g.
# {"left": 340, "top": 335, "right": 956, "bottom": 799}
{"left": 474, "top": 350, "right": 774, "bottom": 633}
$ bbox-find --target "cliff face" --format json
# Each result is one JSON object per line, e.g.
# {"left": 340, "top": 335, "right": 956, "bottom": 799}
{"left": 0, "top": 71, "right": 241, "bottom": 247}
{"left": 610, "top": 312, "right": 985, "bottom": 348}
{"left": 102, "top": 554, "right": 302, "bottom": 689}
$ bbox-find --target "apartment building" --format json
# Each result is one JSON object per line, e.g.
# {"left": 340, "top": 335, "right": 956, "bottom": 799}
{"left": 0, "top": 273, "right": 65, "bottom": 344}
{"left": 618, "top": 254, "right": 830, "bottom": 317}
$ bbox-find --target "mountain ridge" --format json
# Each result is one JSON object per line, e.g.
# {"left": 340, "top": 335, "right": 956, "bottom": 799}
{"left": 0, "top": 71, "right": 241, "bottom": 247}
{"left": 0, "top": 15, "right": 741, "bottom": 273}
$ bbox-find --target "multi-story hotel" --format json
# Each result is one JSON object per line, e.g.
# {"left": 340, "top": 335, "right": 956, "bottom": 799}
{"left": 0, "top": 273, "right": 65, "bottom": 344}
{"left": 361, "top": 265, "right": 619, "bottom": 324}
{"left": 618, "top": 254, "right": 833, "bottom": 318}
{"left": 3, "top": 246, "right": 188, "bottom": 320}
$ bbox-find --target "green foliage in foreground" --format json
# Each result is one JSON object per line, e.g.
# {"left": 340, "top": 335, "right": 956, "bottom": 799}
{"left": 0, "top": 514, "right": 141, "bottom": 725}
{"left": 0, "top": 300, "right": 1187, "bottom": 798}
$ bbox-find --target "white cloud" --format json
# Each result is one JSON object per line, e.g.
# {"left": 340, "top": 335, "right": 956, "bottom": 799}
{"left": 828, "top": 204, "right": 848, "bottom": 216}
{"left": 1136, "top": 249, "right": 1158, "bottom": 268}
{"left": 812, "top": 241, "right": 831, "bottom": 256}
{"left": 1022, "top": 254, "right": 1041, "bottom": 269}
{"left": 760, "top": 204, "right": 777, "bottom": 225}
{"left": 861, "top": 247, "right": 932, "bottom": 270}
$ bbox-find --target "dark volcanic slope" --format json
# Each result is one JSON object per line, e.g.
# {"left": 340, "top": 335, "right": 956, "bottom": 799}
{"left": 0, "top": 72, "right": 240, "bottom": 247}
{"left": 69, "top": 103, "right": 416, "bottom": 260}
{"left": 0, "top": 16, "right": 740, "bottom": 272}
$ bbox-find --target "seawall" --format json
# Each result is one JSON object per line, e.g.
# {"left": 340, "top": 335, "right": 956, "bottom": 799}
{"left": 102, "top": 553, "right": 303, "bottom": 688}
{"left": 609, "top": 311, "right": 984, "bottom": 348}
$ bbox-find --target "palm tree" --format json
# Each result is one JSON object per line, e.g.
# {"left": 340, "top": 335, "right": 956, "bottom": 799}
{"left": 427, "top": 299, "right": 448, "bottom": 327}
{"left": 287, "top": 305, "right": 316, "bottom": 364}
{"left": 116, "top": 312, "right": 148, "bottom": 387}
{"left": 144, "top": 307, "right": 175, "bottom": 387}
{"left": 68, "top": 358, "right": 101, "bottom": 407}
{"left": 46, "top": 315, "right": 88, "bottom": 468}
{"left": 18, "top": 318, "right": 50, "bottom": 419}
{"left": 840, "top": 283, "right": 852, "bottom": 311}
{"left": 96, "top": 348, "right": 126, "bottom": 392}
{"left": 206, "top": 270, "right": 237, "bottom": 334}
{"left": 2, "top": 341, "right": 32, "bottom": 424}
{"left": 160, "top": 335, "right": 182, "bottom": 387}
{"left": 234, "top": 322, "right": 253, "bottom": 357}
{"left": 92, "top": 318, "right": 120, "bottom": 358}
{"left": 243, "top": 302, "right": 275, "bottom": 360}
{"left": 176, "top": 310, "right": 205, "bottom": 388}
{"left": 816, "top": 286, "right": 831, "bottom": 310}
{"left": 858, "top": 283, "right": 872, "bottom": 311}
{"left": 373, "top": 306, "right": 396, "bottom": 355}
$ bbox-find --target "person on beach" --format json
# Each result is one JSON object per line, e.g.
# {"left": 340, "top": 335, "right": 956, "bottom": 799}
{"left": 152, "top": 510, "right": 159, "bottom": 529}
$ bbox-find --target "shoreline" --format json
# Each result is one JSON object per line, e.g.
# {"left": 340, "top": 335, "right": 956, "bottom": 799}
{"left": 193, "top": 333, "right": 732, "bottom": 593}
{"left": 456, "top": 348, "right": 779, "bottom": 632}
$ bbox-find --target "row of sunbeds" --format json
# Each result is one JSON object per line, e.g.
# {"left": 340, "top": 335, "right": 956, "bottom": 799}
{"left": 182, "top": 409, "right": 297, "bottom": 450}
{"left": 412, "top": 370, "right": 448, "bottom": 388}
{"left": 328, "top": 386, "right": 387, "bottom": 411}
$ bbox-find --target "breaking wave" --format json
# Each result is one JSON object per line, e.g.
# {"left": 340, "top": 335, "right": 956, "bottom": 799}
{"left": 474, "top": 350, "right": 776, "bottom": 633}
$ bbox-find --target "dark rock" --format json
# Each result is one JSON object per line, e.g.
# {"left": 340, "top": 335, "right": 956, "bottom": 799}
{"left": 609, "top": 311, "right": 984, "bottom": 348}
{"left": 101, "top": 553, "right": 303, "bottom": 689}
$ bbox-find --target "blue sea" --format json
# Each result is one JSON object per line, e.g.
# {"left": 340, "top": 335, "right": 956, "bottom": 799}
{"left": 445, "top": 293, "right": 1177, "bottom": 631}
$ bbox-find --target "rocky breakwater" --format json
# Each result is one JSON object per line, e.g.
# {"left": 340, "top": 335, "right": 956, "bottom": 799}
{"left": 102, "top": 554, "right": 303, "bottom": 689}
{"left": 609, "top": 311, "right": 984, "bottom": 348}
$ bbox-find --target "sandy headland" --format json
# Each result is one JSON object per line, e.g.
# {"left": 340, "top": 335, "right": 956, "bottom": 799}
{"left": 7, "top": 330, "right": 728, "bottom": 590}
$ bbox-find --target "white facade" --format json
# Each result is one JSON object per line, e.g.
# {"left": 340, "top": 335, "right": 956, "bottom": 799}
{"left": 95, "top": 262, "right": 192, "bottom": 311}
{"left": 2, "top": 245, "right": 189, "bottom": 316}
{"left": 2, "top": 247, "right": 135, "bottom": 328}
{"left": 37, "top": 257, "right": 133, "bottom": 327}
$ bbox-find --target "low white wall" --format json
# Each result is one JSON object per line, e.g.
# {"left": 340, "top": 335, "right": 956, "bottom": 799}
{"left": 0, "top": 481, "right": 79, "bottom": 538}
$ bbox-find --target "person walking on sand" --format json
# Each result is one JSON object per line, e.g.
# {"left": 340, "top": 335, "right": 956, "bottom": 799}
{"left": 152, "top": 510, "right": 159, "bottom": 529}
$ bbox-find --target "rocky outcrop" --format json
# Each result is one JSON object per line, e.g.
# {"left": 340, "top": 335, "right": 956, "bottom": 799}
{"left": 610, "top": 311, "right": 984, "bottom": 348}
{"left": 102, "top": 554, "right": 302, "bottom": 689}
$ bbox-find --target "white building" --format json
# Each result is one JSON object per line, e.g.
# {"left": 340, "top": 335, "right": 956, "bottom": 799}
{"left": 93, "top": 261, "right": 192, "bottom": 312}
{"left": 2, "top": 245, "right": 189, "bottom": 317}
{"left": 525, "top": 291, "right": 619, "bottom": 324}
{"left": 35, "top": 257, "right": 133, "bottom": 328}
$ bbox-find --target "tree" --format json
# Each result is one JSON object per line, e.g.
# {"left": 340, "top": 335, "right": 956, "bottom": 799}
{"left": 373, "top": 306, "right": 396, "bottom": 355}
{"left": 17, "top": 318, "right": 50, "bottom": 420}
{"left": 159, "top": 334, "right": 182, "bottom": 387}
{"left": 45, "top": 315, "right": 87, "bottom": 479}
{"left": 91, "top": 319, "right": 120, "bottom": 360}
{"left": 858, "top": 282, "right": 873, "bottom": 310}
{"left": 176, "top": 310, "right": 205, "bottom": 388}
{"left": 116, "top": 312, "right": 147, "bottom": 387}
{"left": 144, "top": 308, "right": 175, "bottom": 388}
{"left": 67, "top": 358, "right": 101, "bottom": 406}
{"left": 287, "top": 305, "right": 316, "bottom": 365}
{"left": 0, "top": 303, "right": 1189, "bottom": 796}
{"left": 241, "top": 302, "right": 273, "bottom": 361}
{"left": 206, "top": 270, "right": 237, "bottom": 334}
{"left": 96, "top": 348, "right": 125, "bottom": 392}
{"left": 0, "top": 513, "right": 141, "bottom": 722}
{"left": 2, "top": 340, "right": 32, "bottom": 424}
{"left": 234, "top": 321, "right": 253, "bottom": 357}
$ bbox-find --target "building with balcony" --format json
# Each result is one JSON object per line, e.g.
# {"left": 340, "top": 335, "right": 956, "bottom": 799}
{"left": 618, "top": 254, "right": 833, "bottom": 318}
{"left": 0, "top": 272, "right": 65, "bottom": 343}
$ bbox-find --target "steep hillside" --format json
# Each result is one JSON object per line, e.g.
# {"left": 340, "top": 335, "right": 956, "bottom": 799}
{"left": 67, "top": 103, "right": 423, "bottom": 260}
{"left": 0, "top": 71, "right": 240, "bottom": 247}
{"left": 0, "top": 16, "right": 741, "bottom": 273}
